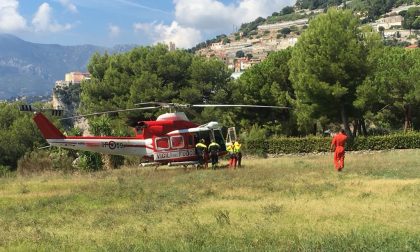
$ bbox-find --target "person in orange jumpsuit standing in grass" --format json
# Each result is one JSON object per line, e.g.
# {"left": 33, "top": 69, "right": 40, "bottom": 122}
{"left": 226, "top": 142, "right": 237, "bottom": 169}
{"left": 331, "top": 129, "right": 348, "bottom": 171}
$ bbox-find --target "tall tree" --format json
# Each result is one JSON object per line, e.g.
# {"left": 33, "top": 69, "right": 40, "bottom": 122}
{"left": 401, "top": 7, "right": 420, "bottom": 35}
{"left": 233, "top": 48, "right": 296, "bottom": 135}
{"left": 289, "top": 9, "right": 369, "bottom": 135}
{"left": 355, "top": 47, "right": 420, "bottom": 131}
{"left": 81, "top": 44, "right": 231, "bottom": 125}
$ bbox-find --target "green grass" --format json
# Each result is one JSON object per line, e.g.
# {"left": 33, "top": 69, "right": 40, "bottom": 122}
{"left": 1, "top": 149, "right": 419, "bottom": 251}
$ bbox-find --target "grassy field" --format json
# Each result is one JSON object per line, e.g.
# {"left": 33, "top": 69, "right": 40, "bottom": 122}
{"left": 0, "top": 149, "right": 419, "bottom": 251}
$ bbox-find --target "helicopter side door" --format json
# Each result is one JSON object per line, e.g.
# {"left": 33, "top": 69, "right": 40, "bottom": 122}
{"left": 213, "top": 129, "right": 226, "bottom": 152}
{"left": 153, "top": 134, "right": 197, "bottom": 162}
{"left": 194, "top": 129, "right": 226, "bottom": 152}
{"left": 169, "top": 134, "right": 197, "bottom": 161}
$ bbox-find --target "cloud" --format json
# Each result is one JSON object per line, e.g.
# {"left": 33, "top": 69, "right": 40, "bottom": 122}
{"left": 0, "top": 0, "right": 27, "bottom": 32}
{"left": 134, "top": 21, "right": 202, "bottom": 49}
{"left": 108, "top": 24, "right": 121, "bottom": 38}
{"left": 174, "top": 0, "right": 296, "bottom": 33}
{"left": 134, "top": 0, "right": 295, "bottom": 48}
{"left": 58, "top": 0, "right": 78, "bottom": 13}
{"left": 32, "top": 3, "right": 73, "bottom": 32}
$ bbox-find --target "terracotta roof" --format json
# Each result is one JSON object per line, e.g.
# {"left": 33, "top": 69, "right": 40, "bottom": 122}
{"left": 406, "top": 44, "right": 418, "bottom": 49}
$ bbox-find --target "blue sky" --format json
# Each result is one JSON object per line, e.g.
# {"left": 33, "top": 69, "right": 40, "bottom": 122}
{"left": 1, "top": 0, "right": 295, "bottom": 48}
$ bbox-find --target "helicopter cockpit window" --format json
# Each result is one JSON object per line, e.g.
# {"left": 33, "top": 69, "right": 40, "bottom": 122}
{"left": 171, "top": 136, "right": 184, "bottom": 149}
{"left": 188, "top": 135, "right": 194, "bottom": 146}
{"left": 214, "top": 129, "right": 226, "bottom": 151}
{"left": 155, "top": 137, "right": 169, "bottom": 150}
{"left": 195, "top": 131, "right": 211, "bottom": 145}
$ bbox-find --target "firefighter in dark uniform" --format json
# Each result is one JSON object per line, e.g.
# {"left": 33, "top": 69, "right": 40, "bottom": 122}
{"left": 234, "top": 140, "right": 242, "bottom": 167}
{"left": 195, "top": 139, "right": 207, "bottom": 168}
{"left": 208, "top": 140, "right": 221, "bottom": 169}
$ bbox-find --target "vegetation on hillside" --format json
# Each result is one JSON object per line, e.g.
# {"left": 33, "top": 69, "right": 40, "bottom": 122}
{"left": 189, "top": 34, "right": 229, "bottom": 53}
{"left": 400, "top": 6, "right": 420, "bottom": 31}
{"left": 238, "top": 17, "right": 267, "bottom": 36}
{"left": 191, "top": 0, "right": 419, "bottom": 51}
{"left": 296, "top": 0, "right": 343, "bottom": 10}
{"left": 350, "top": 0, "right": 419, "bottom": 21}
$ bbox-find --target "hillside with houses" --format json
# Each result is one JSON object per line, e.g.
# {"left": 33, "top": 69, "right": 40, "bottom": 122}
{"left": 195, "top": 2, "right": 419, "bottom": 74}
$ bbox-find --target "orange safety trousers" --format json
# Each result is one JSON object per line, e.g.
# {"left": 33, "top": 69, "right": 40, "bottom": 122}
{"left": 334, "top": 146, "right": 345, "bottom": 171}
{"left": 229, "top": 156, "right": 237, "bottom": 168}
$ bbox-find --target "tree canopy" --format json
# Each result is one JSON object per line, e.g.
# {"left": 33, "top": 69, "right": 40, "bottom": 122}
{"left": 289, "top": 9, "right": 371, "bottom": 134}
{"left": 81, "top": 44, "right": 232, "bottom": 126}
{"left": 0, "top": 102, "right": 46, "bottom": 168}
{"left": 401, "top": 7, "right": 420, "bottom": 32}
{"left": 355, "top": 47, "right": 420, "bottom": 131}
{"left": 233, "top": 49, "right": 296, "bottom": 135}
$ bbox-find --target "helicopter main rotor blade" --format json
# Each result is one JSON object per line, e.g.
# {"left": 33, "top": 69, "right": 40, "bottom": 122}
{"left": 191, "top": 104, "right": 291, "bottom": 109}
{"left": 134, "top": 102, "right": 165, "bottom": 106}
{"left": 60, "top": 106, "right": 160, "bottom": 120}
{"left": 133, "top": 102, "right": 291, "bottom": 110}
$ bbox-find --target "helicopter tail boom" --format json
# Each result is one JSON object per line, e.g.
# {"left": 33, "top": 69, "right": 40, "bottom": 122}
{"left": 33, "top": 112, "right": 66, "bottom": 139}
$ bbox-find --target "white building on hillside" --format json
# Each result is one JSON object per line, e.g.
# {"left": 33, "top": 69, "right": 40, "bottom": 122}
{"left": 373, "top": 15, "right": 404, "bottom": 30}
{"left": 258, "top": 18, "right": 308, "bottom": 31}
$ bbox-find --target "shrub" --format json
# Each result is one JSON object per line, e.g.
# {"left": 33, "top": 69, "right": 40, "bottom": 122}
{"left": 76, "top": 152, "right": 103, "bottom": 171}
{"left": 349, "top": 132, "right": 420, "bottom": 151}
{"left": 17, "top": 149, "right": 76, "bottom": 175}
{"left": 244, "top": 132, "right": 420, "bottom": 154}
{"left": 17, "top": 150, "right": 53, "bottom": 176}
{"left": 49, "top": 148, "right": 77, "bottom": 172}
{"left": 280, "top": 27, "right": 291, "bottom": 35}
{"left": 0, "top": 165, "right": 12, "bottom": 177}
{"left": 241, "top": 125, "right": 268, "bottom": 156}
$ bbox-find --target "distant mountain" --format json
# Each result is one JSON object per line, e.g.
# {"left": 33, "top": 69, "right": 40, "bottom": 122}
{"left": 0, "top": 34, "right": 137, "bottom": 99}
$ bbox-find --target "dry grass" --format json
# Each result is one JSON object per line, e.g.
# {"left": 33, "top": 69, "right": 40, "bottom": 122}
{"left": 0, "top": 149, "right": 419, "bottom": 251}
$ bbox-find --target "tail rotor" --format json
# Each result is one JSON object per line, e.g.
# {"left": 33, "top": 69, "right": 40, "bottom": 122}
{"left": 19, "top": 104, "right": 64, "bottom": 116}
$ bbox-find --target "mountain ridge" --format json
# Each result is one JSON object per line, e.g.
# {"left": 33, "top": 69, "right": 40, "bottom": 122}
{"left": 0, "top": 34, "right": 136, "bottom": 99}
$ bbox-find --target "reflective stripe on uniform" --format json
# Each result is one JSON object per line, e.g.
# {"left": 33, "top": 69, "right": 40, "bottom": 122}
{"left": 195, "top": 143, "right": 207, "bottom": 149}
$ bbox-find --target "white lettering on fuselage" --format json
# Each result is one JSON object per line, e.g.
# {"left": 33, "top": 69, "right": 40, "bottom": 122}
{"left": 154, "top": 149, "right": 196, "bottom": 161}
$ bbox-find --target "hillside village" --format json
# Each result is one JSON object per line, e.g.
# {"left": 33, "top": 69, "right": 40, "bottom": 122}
{"left": 195, "top": 4, "right": 419, "bottom": 75}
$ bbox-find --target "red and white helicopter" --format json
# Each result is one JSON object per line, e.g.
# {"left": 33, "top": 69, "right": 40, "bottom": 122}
{"left": 20, "top": 103, "right": 288, "bottom": 166}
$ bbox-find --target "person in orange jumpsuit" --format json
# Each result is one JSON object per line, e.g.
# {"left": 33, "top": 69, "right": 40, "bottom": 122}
{"left": 330, "top": 129, "right": 348, "bottom": 171}
{"left": 226, "top": 143, "right": 237, "bottom": 169}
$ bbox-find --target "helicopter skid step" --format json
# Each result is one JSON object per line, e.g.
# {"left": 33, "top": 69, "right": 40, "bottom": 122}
{"left": 140, "top": 161, "right": 199, "bottom": 167}
{"left": 140, "top": 162, "right": 160, "bottom": 167}
{"left": 168, "top": 161, "right": 199, "bottom": 167}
